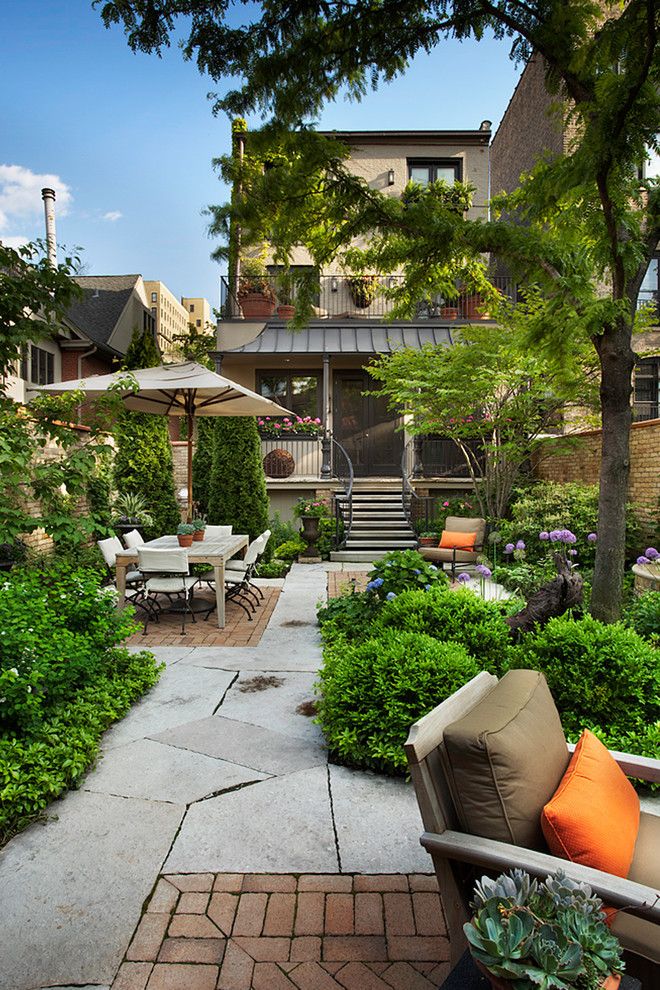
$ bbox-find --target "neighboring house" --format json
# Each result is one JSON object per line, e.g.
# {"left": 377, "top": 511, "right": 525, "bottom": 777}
{"left": 145, "top": 283, "right": 213, "bottom": 357}
{"left": 490, "top": 54, "right": 660, "bottom": 422}
{"left": 182, "top": 296, "right": 213, "bottom": 333}
{"left": 216, "top": 126, "right": 498, "bottom": 550}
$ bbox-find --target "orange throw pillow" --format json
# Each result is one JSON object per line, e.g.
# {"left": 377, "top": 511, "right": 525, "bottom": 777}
{"left": 439, "top": 530, "right": 477, "bottom": 551}
{"left": 541, "top": 729, "right": 640, "bottom": 877}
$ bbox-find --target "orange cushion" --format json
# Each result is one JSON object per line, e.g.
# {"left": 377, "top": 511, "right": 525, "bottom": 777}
{"left": 541, "top": 729, "right": 640, "bottom": 877}
{"left": 439, "top": 530, "right": 477, "bottom": 550}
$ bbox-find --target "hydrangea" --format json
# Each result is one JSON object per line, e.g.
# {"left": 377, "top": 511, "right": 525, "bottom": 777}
{"left": 587, "top": 533, "right": 597, "bottom": 543}
{"left": 385, "top": 591, "right": 397, "bottom": 600}
{"left": 366, "top": 577, "right": 384, "bottom": 592}
{"left": 475, "top": 564, "right": 492, "bottom": 578}
{"left": 539, "top": 531, "right": 549, "bottom": 541}
{"left": 645, "top": 547, "right": 659, "bottom": 560}
{"left": 457, "top": 572, "right": 471, "bottom": 583}
{"left": 424, "top": 584, "right": 431, "bottom": 591}
{"left": 504, "top": 543, "right": 515, "bottom": 554}
{"left": 516, "top": 540, "right": 526, "bottom": 550}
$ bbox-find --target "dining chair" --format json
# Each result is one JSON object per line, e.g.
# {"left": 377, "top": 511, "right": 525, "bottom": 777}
{"left": 97, "top": 536, "right": 142, "bottom": 588}
{"left": 135, "top": 546, "right": 206, "bottom": 635}
{"left": 123, "top": 529, "right": 145, "bottom": 549}
{"left": 205, "top": 525, "right": 233, "bottom": 539}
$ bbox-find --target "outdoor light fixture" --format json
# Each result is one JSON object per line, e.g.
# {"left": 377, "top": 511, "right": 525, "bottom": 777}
{"left": 387, "top": 168, "right": 395, "bottom": 185}
{"left": 330, "top": 276, "right": 339, "bottom": 292}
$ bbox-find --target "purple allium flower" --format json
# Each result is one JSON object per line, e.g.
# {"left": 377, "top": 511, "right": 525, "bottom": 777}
{"left": 504, "top": 543, "right": 515, "bottom": 554}
{"left": 385, "top": 591, "right": 397, "bottom": 601}
{"left": 645, "top": 547, "right": 659, "bottom": 560}
{"left": 587, "top": 533, "right": 597, "bottom": 542}
{"left": 457, "top": 572, "right": 471, "bottom": 583}
{"left": 539, "top": 531, "right": 549, "bottom": 541}
{"left": 568, "top": 549, "right": 577, "bottom": 556}
{"left": 549, "top": 530, "right": 561, "bottom": 542}
{"left": 637, "top": 555, "right": 651, "bottom": 565}
{"left": 564, "top": 530, "right": 577, "bottom": 544}
{"left": 516, "top": 540, "right": 526, "bottom": 550}
{"left": 476, "top": 564, "right": 492, "bottom": 578}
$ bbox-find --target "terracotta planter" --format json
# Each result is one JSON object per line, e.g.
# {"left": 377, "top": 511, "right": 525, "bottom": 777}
{"left": 177, "top": 534, "right": 194, "bottom": 547}
{"left": 440, "top": 306, "right": 459, "bottom": 320}
{"left": 276, "top": 304, "right": 296, "bottom": 319}
{"left": 240, "top": 293, "right": 275, "bottom": 318}
{"left": 463, "top": 294, "right": 487, "bottom": 319}
{"left": 300, "top": 514, "right": 321, "bottom": 557}
{"left": 474, "top": 959, "right": 620, "bottom": 990}
{"left": 192, "top": 530, "right": 205, "bottom": 542}
{"left": 418, "top": 537, "right": 437, "bottom": 547}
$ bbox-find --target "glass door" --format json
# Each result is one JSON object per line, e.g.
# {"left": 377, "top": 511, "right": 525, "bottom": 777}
{"left": 333, "top": 372, "right": 403, "bottom": 476}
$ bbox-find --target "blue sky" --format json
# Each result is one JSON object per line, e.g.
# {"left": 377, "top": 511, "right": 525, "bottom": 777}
{"left": 1, "top": 1, "right": 523, "bottom": 310}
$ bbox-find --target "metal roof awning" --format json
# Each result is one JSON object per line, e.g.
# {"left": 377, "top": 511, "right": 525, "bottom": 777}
{"left": 221, "top": 323, "right": 453, "bottom": 355}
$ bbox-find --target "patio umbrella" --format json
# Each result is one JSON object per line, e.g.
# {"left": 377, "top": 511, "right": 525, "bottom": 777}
{"left": 37, "top": 361, "right": 293, "bottom": 519}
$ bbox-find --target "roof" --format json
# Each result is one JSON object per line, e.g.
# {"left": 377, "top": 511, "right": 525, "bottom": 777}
{"left": 317, "top": 128, "right": 491, "bottom": 146}
{"left": 66, "top": 275, "right": 142, "bottom": 355}
{"left": 221, "top": 323, "right": 453, "bottom": 355}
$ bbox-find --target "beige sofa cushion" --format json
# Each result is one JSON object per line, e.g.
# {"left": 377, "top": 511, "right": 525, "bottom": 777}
{"left": 442, "top": 669, "right": 570, "bottom": 849}
{"left": 420, "top": 547, "right": 477, "bottom": 564}
{"left": 444, "top": 515, "right": 486, "bottom": 545}
{"left": 611, "top": 811, "right": 660, "bottom": 963}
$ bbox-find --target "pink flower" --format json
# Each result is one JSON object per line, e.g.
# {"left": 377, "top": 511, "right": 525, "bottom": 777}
{"left": 274, "top": 422, "right": 281, "bottom": 429}
{"left": 314, "top": 418, "right": 321, "bottom": 424}
{"left": 443, "top": 501, "right": 450, "bottom": 507}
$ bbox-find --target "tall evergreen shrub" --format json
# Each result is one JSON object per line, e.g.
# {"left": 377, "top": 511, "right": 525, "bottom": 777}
{"left": 113, "top": 327, "right": 181, "bottom": 539}
{"left": 192, "top": 418, "right": 215, "bottom": 517}
{"left": 207, "top": 416, "right": 269, "bottom": 541}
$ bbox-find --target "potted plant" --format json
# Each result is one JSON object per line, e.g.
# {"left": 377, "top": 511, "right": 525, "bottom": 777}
{"left": 346, "top": 273, "right": 379, "bottom": 309}
{"left": 440, "top": 299, "right": 459, "bottom": 319}
{"left": 237, "top": 257, "right": 276, "bottom": 317}
{"left": 465, "top": 869, "right": 623, "bottom": 990}
{"left": 275, "top": 270, "right": 296, "bottom": 319}
{"left": 294, "top": 496, "right": 328, "bottom": 558}
{"left": 463, "top": 292, "right": 487, "bottom": 319}
{"left": 192, "top": 518, "right": 206, "bottom": 542}
{"left": 177, "top": 523, "right": 195, "bottom": 547}
{"left": 114, "top": 492, "right": 154, "bottom": 540}
{"left": 418, "top": 531, "right": 438, "bottom": 547}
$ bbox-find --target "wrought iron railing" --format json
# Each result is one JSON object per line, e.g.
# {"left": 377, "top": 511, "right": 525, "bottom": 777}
{"left": 260, "top": 436, "right": 324, "bottom": 479}
{"left": 401, "top": 435, "right": 482, "bottom": 531}
{"left": 633, "top": 400, "right": 659, "bottom": 422}
{"left": 220, "top": 274, "right": 517, "bottom": 321}
{"left": 330, "top": 437, "right": 354, "bottom": 549}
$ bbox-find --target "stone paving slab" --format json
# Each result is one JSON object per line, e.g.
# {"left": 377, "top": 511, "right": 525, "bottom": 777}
{"left": 151, "top": 716, "right": 327, "bottom": 775}
{"left": 164, "top": 767, "right": 337, "bottom": 875}
{"left": 101, "top": 665, "right": 237, "bottom": 751}
{"left": 330, "top": 767, "right": 429, "bottom": 875}
{"left": 127, "top": 645, "right": 196, "bottom": 666}
{"left": 112, "top": 873, "right": 449, "bottom": 989}
{"left": 218, "top": 672, "right": 323, "bottom": 743}
{"left": 178, "top": 643, "right": 321, "bottom": 673}
{"left": 0, "top": 790, "right": 183, "bottom": 990}
{"left": 83, "top": 738, "right": 268, "bottom": 804}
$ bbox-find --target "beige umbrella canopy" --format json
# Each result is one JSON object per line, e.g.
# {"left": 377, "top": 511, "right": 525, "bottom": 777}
{"left": 37, "top": 361, "right": 293, "bottom": 519}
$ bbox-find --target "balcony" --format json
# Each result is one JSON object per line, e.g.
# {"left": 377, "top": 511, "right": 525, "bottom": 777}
{"left": 220, "top": 274, "right": 517, "bottom": 322}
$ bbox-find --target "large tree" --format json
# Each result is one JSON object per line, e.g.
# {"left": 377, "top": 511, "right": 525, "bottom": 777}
{"left": 98, "top": 1, "right": 660, "bottom": 620}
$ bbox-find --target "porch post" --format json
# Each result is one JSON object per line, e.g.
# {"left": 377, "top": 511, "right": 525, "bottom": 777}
{"left": 320, "top": 352, "right": 332, "bottom": 479}
{"left": 411, "top": 434, "right": 424, "bottom": 479}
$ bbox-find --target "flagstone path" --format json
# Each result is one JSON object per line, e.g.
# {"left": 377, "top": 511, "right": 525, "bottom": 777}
{"left": 0, "top": 563, "right": 441, "bottom": 990}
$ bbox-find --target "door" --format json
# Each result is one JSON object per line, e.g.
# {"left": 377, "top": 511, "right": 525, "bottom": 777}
{"left": 333, "top": 371, "right": 403, "bottom": 476}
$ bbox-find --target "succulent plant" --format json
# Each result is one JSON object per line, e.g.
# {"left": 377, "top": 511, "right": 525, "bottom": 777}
{"left": 177, "top": 523, "right": 195, "bottom": 535}
{"left": 191, "top": 517, "right": 207, "bottom": 531}
{"left": 464, "top": 870, "right": 624, "bottom": 989}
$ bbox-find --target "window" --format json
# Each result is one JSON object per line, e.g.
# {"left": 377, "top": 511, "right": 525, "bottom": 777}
{"left": 639, "top": 254, "right": 659, "bottom": 313}
{"left": 407, "top": 159, "right": 462, "bottom": 185}
{"left": 190, "top": 303, "right": 195, "bottom": 313}
{"left": 258, "top": 372, "right": 321, "bottom": 420}
{"left": 196, "top": 319, "right": 201, "bottom": 327}
{"left": 151, "top": 291, "right": 157, "bottom": 303}
{"left": 27, "top": 345, "right": 55, "bottom": 385}
{"left": 151, "top": 307, "right": 157, "bottom": 319}
{"left": 634, "top": 358, "right": 659, "bottom": 422}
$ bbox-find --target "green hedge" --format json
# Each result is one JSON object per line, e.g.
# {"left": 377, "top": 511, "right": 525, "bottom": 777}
{"left": 207, "top": 417, "right": 270, "bottom": 544}
{"left": 0, "top": 562, "right": 162, "bottom": 843}
{"left": 317, "top": 629, "right": 480, "bottom": 774}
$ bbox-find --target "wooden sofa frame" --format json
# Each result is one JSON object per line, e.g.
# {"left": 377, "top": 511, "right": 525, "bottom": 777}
{"left": 404, "top": 671, "right": 660, "bottom": 969}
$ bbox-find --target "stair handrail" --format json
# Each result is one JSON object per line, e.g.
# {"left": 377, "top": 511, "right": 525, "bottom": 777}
{"left": 330, "top": 436, "right": 354, "bottom": 549}
{"left": 401, "top": 437, "right": 421, "bottom": 539}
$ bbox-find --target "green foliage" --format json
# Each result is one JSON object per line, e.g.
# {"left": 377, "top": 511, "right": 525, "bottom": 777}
{"left": 268, "top": 512, "right": 298, "bottom": 548}
{"left": 255, "top": 558, "right": 290, "bottom": 578}
{"left": 317, "top": 628, "right": 480, "bottom": 774}
{"left": 492, "top": 560, "right": 559, "bottom": 600}
{"left": 0, "top": 561, "right": 162, "bottom": 841}
{"left": 192, "top": 418, "right": 215, "bottom": 516}
{"left": 516, "top": 615, "right": 660, "bottom": 760}
{"left": 466, "top": 869, "right": 623, "bottom": 988}
{"left": 422, "top": 494, "right": 478, "bottom": 537}
{"left": 366, "top": 549, "right": 449, "bottom": 600}
{"left": 625, "top": 591, "right": 660, "bottom": 644}
{"left": 316, "top": 516, "right": 336, "bottom": 560}
{"left": 317, "top": 586, "right": 380, "bottom": 644}
{"left": 113, "top": 327, "right": 180, "bottom": 539}
{"left": 274, "top": 537, "right": 305, "bottom": 561}
{"left": 374, "top": 586, "right": 513, "bottom": 676}
{"left": 113, "top": 491, "right": 154, "bottom": 528}
{"left": 293, "top": 496, "right": 329, "bottom": 518}
{"left": 207, "top": 416, "right": 270, "bottom": 542}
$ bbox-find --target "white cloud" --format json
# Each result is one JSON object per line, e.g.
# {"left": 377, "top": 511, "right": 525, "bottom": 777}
{"left": 0, "top": 164, "right": 72, "bottom": 235}
{"left": 101, "top": 210, "right": 123, "bottom": 222}
{"left": 0, "top": 234, "right": 30, "bottom": 250}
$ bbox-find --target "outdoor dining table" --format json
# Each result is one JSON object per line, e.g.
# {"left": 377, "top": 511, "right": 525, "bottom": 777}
{"left": 115, "top": 532, "right": 249, "bottom": 629}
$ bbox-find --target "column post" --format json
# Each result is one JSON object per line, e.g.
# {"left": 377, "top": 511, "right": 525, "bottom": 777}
{"left": 320, "top": 352, "right": 332, "bottom": 479}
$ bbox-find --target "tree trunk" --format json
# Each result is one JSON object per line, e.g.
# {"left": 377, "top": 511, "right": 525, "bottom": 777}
{"left": 590, "top": 317, "right": 635, "bottom": 622}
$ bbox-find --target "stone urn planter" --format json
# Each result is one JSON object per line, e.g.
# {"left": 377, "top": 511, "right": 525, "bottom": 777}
{"left": 632, "top": 561, "right": 660, "bottom": 594}
{"left": 300, "top": 515, "right": 321, "bottom": 557}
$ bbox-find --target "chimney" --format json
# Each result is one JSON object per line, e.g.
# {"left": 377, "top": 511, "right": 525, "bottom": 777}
{"left": 41, "top": 187, "right": 57, "bottom": 265}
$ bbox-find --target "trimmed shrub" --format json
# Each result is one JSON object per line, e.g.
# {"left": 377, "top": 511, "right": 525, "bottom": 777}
{"left": 274, "top": 537, "right": 306, "bottom": 560}
{"left": 207, "top": 417, "right": 270, "bottom": 543}
{"left": 516, "top": 614, "right": 660, "bottom": 759}
{"left": 192, "top": 418, "right": 215, "bottom": 516}
{"left": 374, "top": 586, "right": 513, "bottom": 675}
{"left": 625, "top": 591, "right": 660, "bottom": 643}
{"left": 317, "top": 587, "right": 380, "bottom": 644}
{"left": 366, "top": 549, "right": 449, "bottom": 600}
{"left": 317, "top": 629, "right": 480, "bottom": 774}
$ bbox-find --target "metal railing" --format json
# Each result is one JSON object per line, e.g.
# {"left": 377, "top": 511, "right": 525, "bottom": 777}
{"left": 633, "top": 400, "right": 659, "bottom": 422}
{"left": 260, "top": 436, "right": 324, "bottom": 479}
{"left": 330, "top": 437, "right": 354, "bottom": 549}
{"left": 220, "top": 274, "right": 517, "bottom": 321}
{"left": 401, "top": 435, "right": 482, "bottom": 530}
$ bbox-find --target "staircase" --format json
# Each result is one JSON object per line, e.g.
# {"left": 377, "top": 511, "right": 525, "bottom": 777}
{"left": 331, "top": 488, "right": 418, "bottom": 562}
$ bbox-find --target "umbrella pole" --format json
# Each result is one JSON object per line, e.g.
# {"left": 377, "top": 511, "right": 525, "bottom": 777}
{"left": 187, "top": 404, "right": 194, "bottom": 523}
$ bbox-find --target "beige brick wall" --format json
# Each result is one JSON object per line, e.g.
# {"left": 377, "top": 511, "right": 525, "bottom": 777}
{"left": 535, "top": 419, "right": 660, "bottom": 531}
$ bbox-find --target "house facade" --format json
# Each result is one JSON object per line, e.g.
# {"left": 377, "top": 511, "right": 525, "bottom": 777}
{"left": 215, "top": 127, "right": 499, "bottom": 541}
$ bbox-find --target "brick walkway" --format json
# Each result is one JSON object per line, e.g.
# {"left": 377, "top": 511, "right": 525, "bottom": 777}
{"left": 113, "top": 873, "right": 449, "bottom": 990}
{"left": 125, "top": 587, "right": 280, "bottom": 647}
{"left": 327, "top": 572, "right": 371, "bottom": 599}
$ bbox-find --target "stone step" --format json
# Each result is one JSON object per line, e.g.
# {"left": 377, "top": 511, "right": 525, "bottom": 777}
{"left": 330, "top": 550, "right": 393, "bottom": 562}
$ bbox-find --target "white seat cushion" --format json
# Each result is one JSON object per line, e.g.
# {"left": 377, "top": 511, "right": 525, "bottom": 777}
{"left": 226, "top": 560, "right": 247, "bottom": 572}
{"left": 126, "top": 570, "right": 143, "bottom": 584}
{"left": 146, "top": 575, "right": 198, "bottom": 594}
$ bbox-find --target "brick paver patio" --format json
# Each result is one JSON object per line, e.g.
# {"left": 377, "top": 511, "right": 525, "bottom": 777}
{"left": 125, "top": 586, "right": 280, "bottom": 647}
{"left": 113, "top": 873, "right": 450, "bottom": 990}
{"left": 327, "top": 572, "right": 371, "bottom": 598}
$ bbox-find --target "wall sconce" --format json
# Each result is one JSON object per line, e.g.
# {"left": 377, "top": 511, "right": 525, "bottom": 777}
{"left": 330, "top": 276, "right": 339, "bottom": 292}
{"left": 387, "top": 169, "right": 395, "bottom": 186}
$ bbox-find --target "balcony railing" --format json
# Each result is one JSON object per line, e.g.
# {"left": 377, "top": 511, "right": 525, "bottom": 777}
{"left": 633, "top": 400, "right": 659, "bottom": 422}
{"left": 220, "top": 274, "right": 517, "bottom": 321}
{"left": 260, "top": 436, "right": 324, "bottom": 479}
